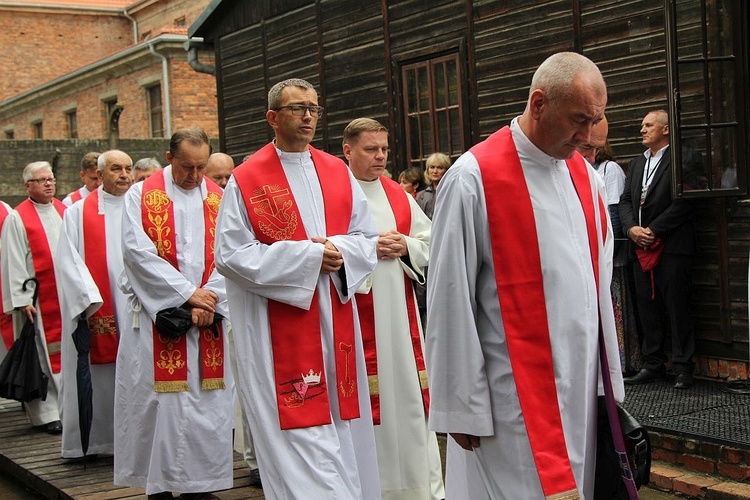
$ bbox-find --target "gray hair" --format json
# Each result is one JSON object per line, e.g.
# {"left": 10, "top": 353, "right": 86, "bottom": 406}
{"left": 22, "top": 161, "right": 52, "bottom": 182}
{"left": 97, "top": 150, "right": 132, "bottom": 171}
{"left": 268, "top": 78, "right": 315, "bottom": 110}
{"left": 529, "top": 52, "right": 604, "bottom": 104}
{"left": 133, "top": 157, "right": 162, "bottom": 172}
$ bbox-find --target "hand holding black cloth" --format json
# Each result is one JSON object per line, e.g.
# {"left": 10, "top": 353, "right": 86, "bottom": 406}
{"left": 155, "top": 304, "right": 224, "bottom": 339}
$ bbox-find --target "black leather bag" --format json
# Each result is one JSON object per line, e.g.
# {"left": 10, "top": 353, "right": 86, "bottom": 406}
{"left": 595, "top": 397, "right": 652, "bottom": 499}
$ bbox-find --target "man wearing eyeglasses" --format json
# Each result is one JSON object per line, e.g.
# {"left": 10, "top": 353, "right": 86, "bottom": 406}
{"left": 1, "top": 161, "right": 66, "bottom": 434}
{"left": 216, "top": 78, "right": 380, "bottom": 499}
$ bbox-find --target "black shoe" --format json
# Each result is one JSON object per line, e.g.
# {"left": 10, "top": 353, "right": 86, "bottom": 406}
{"left": 674, "top": 372, "right": 693, "bottom": 389}
{"left": 249, "top": 468, "right": 262, "bottom": 487}
{"left": 179, "top": 494, "right": 220, "bottom": 500}
{"left": 624, "top": 369, "right": 662, "bottom": 385}
{"left": 45, "top": 420, "right": 62, "bottom": 434}
{"left": 147, "top": 494, "right": 173, "bottom": 500}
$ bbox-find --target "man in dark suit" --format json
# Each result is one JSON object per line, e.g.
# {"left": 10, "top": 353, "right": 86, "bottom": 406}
{"left": 619, "top": 109, "right": 696, "bottom": 389}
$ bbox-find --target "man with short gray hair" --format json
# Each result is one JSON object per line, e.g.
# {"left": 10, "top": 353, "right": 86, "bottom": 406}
{"left": 1, "top": 161, "right": 66, "bottom": 434}
{"left": 56, "top": 149, "right": 133, "bottom": 458}
{"left": 426, "top": 52, "right": 624, "bottom": 498}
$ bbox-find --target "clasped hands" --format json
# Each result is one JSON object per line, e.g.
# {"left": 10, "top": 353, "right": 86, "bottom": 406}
{"left": 187, "top": 287, "right": 218, "bottom": 327}
{"left": 628, "top": 226, "right": 655, "bottom": 249}
{"left": 376, "top": 230, "right": 407, "bottom": 260}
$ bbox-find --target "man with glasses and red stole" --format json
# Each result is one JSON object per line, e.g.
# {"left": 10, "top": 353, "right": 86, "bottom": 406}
{"left": 115, "top": 128, "right": 234, "bottom": 500}
{"left": 425, "top": 53, "right": 624, "bottom": 499}
{"left": 215, "top": 78, "right": 380, "bottom": 499}
{"left": 1, "top": 161, "right": 66, "bottom": 434}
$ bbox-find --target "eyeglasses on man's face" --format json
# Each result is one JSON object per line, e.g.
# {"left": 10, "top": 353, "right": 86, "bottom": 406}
{"left": 27, "top": 178, "right": 56, "bottom": 185}
{"left": 273, "top": 105, "right": 325, "bottom": 118}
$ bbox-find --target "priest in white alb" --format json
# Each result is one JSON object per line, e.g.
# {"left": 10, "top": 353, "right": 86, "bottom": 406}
{"left": 343, "top": 118, "right": 444, "bottom": 500}
{"left": 215, "top": 78, "right": 381, "bottom": 500}
{"left": 114, "top": 129, "right": 234, "bottom": 500}
{"left": 0, "top": 199, "right": 15, "bottom": 362}
{"left": 1, "top": 161, "right": 66, "bottom": 434}
{"left": 62, "top": 152, "right": 101, "bottom": 206}
{"left": 56, "top": 149, "right": 133, "bottom": 458}
{"left": 426, "top": 52, "right": 625, "bottom": 499}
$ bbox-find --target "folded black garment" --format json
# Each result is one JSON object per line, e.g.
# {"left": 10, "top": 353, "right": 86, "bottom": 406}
{"left": 155, "top": 305, "right": 224, "bottom": 339}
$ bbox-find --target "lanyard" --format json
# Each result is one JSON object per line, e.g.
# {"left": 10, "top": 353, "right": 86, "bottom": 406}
{"left": 640, "top": 154, "right": 662, "bottom": 204}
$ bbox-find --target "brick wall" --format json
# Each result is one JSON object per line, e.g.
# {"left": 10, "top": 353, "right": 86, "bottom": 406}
{"left": 133, "top": 0, "right": 211, "bottom": 39}
{"left": 0, "top": 10, "right": 132, "bottom": 102}
{"left": 0, "top": 56, "right": 218, "bottom": 141}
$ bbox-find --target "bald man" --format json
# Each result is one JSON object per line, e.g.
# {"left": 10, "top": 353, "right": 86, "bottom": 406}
{"left": 427, "top": 52, "right": 623, "bottom": 499}
{"left": 204, "top": 152, "right": 234, "bottom": 189}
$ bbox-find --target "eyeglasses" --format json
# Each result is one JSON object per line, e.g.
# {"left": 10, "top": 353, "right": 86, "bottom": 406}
{"left": 27, "top": 178, "right": 56, "bottom": 185}
{"left": 273, "top": 105, "right": 325, "bottom": 117}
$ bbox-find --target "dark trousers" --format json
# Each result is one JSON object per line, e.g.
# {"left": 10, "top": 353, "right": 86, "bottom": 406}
{"left": 632, "top": 254, "right": 695, "bottom": 374}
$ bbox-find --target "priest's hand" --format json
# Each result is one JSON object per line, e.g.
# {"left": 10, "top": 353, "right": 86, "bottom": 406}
{"left": 451, "top": 433, "right": 481, "bottom": 451}
{"left": 312, "top": 237, "right": 343, "bottom": 274}
{"left": 187, "top": 288, "right": 218, "bottom": 313}
{"left": 377, "top": 231, "right": 407, "bottom": 260}
{"left": 627, "top": 226, "right": 655, "bottom": 249}
{"left": 191, "top": 307, "right": 215, "bottom": 327}
{"left": 19, "top": 304, "right": 36, "bottom": 323}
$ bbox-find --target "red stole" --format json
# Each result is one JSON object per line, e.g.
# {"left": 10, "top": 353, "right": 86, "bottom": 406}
{"left": 234, "top": 143, "right": 359, "bottom": 430}
{"left": 357, "top": 177, "right": 430, "bottom": 425}
{"left": 81, "top": 190, "right": 118, "bottom": 364}
{"left": 141, "top": 170, "right": 226, "bottom": 393}
{"left": 14, "top": 198, "right": 66, "bottom": 373}
{"left": 474, "top": 127, "right": 606, "bottom": 499}
{"left": 0, "top": 203, "right": 14, "bottom": 350}
{"left": 69, "top": 189, "right": 84, "bottom": 204}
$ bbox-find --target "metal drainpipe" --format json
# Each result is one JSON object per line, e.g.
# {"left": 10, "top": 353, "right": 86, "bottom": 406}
{"left": 148, "top": 41, "right": 172, "bottom": 138}
{"left": 184, "top": 39, "right": 215, "bottom": 75}
{"left": 122, "top": 9, "right": 137, "bottom": 44}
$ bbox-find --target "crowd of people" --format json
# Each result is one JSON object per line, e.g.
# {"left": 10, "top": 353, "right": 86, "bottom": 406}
{"left": 0, "top": 51, "right": 696, "bottom": 499}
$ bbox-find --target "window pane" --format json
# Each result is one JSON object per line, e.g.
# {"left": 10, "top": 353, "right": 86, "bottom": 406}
{"left": 436, "top": 110, "right": 448, "bottom": 152}
{"left": 409, "top": 115, "right": 420, "bottom": 160}
{"left": 709, "top": 61, "right": 736, "bottom": 123}
{"left": 677, "top": 62, "right": 706, "bottom": 126}
{"left": 149, "top": 86, "right": 164, "bottom": 138}
{"left": 707, "top": 0, "right": 734, "bottom": 58}
{"left": 434, "top": 62, "right": 446, "bottom": 108}
{"left": 420, "top": 113, "right": 432, "bottom": 155}
{"left": 680, "top": 131, "right": 709, "bottom": 191}
{"left": 450, "top": 108, "right": 461, "bottom": 154}
{"left": 418, "top": 66, "right": 429, "bottom": 111}
{"left": 713, "top": 127, "right": 738, "bottom": 189}
{"left": 406, "top": 69, "right": 416, "bottom": 111}
{"left": 67, "top": 112, "right": 78, "bottom": 139}
{"left": 675, "top": 0, "right": 703, "bottom": 59}
{"left": 447, "top": 59, "right": 458, "bottom": 106}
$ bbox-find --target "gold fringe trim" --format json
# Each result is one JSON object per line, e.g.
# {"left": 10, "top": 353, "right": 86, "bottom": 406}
{"left": 47, "top": 341, "right": 62, "bottom": 355}
{"left": 419, "top": 369, "right": 429, "bottom": 389}
{"left": 546, "top": 489, "right": 580, "bottom": 500}
{"left": 201, "top": 378, "right": 226, "bottom": 391}
{"left": 368, "top": 375, "right": 379, "bottom": 395}
{"left": 154, "top": 380, "right": 189, "bottom": 393}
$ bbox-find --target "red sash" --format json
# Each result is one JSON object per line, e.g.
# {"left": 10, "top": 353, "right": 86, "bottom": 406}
{"left": 234, "top": 143, "right": 359, "bottom": 430}
{"left": 15, "top": 198, "right": 66, "bottom": 373}
{"left": 474, "top": 127, "right": 606, "bottom": 499}
{"left": 358, "top": 177, "right": 430, "bottom": 425}
{"left": 0, "top": 203, "right": 14, "bottom": 350}
{"left": 141, "top": 170, "right": 226, "bottom": 392}
{"left": 82, "top": 190, "right": 118, "bottom": 364}
{"left": 69, "top": 189, "right": 84, "bottom": 204}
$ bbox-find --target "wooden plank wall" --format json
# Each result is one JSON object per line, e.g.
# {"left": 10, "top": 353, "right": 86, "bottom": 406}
{"left": 207, "top": 0, "right": 748, "bottom": 362}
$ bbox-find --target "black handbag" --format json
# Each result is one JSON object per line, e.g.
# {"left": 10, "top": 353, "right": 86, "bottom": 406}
{"left": 595, "top": 397, "right": 651, "bottom": 499}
